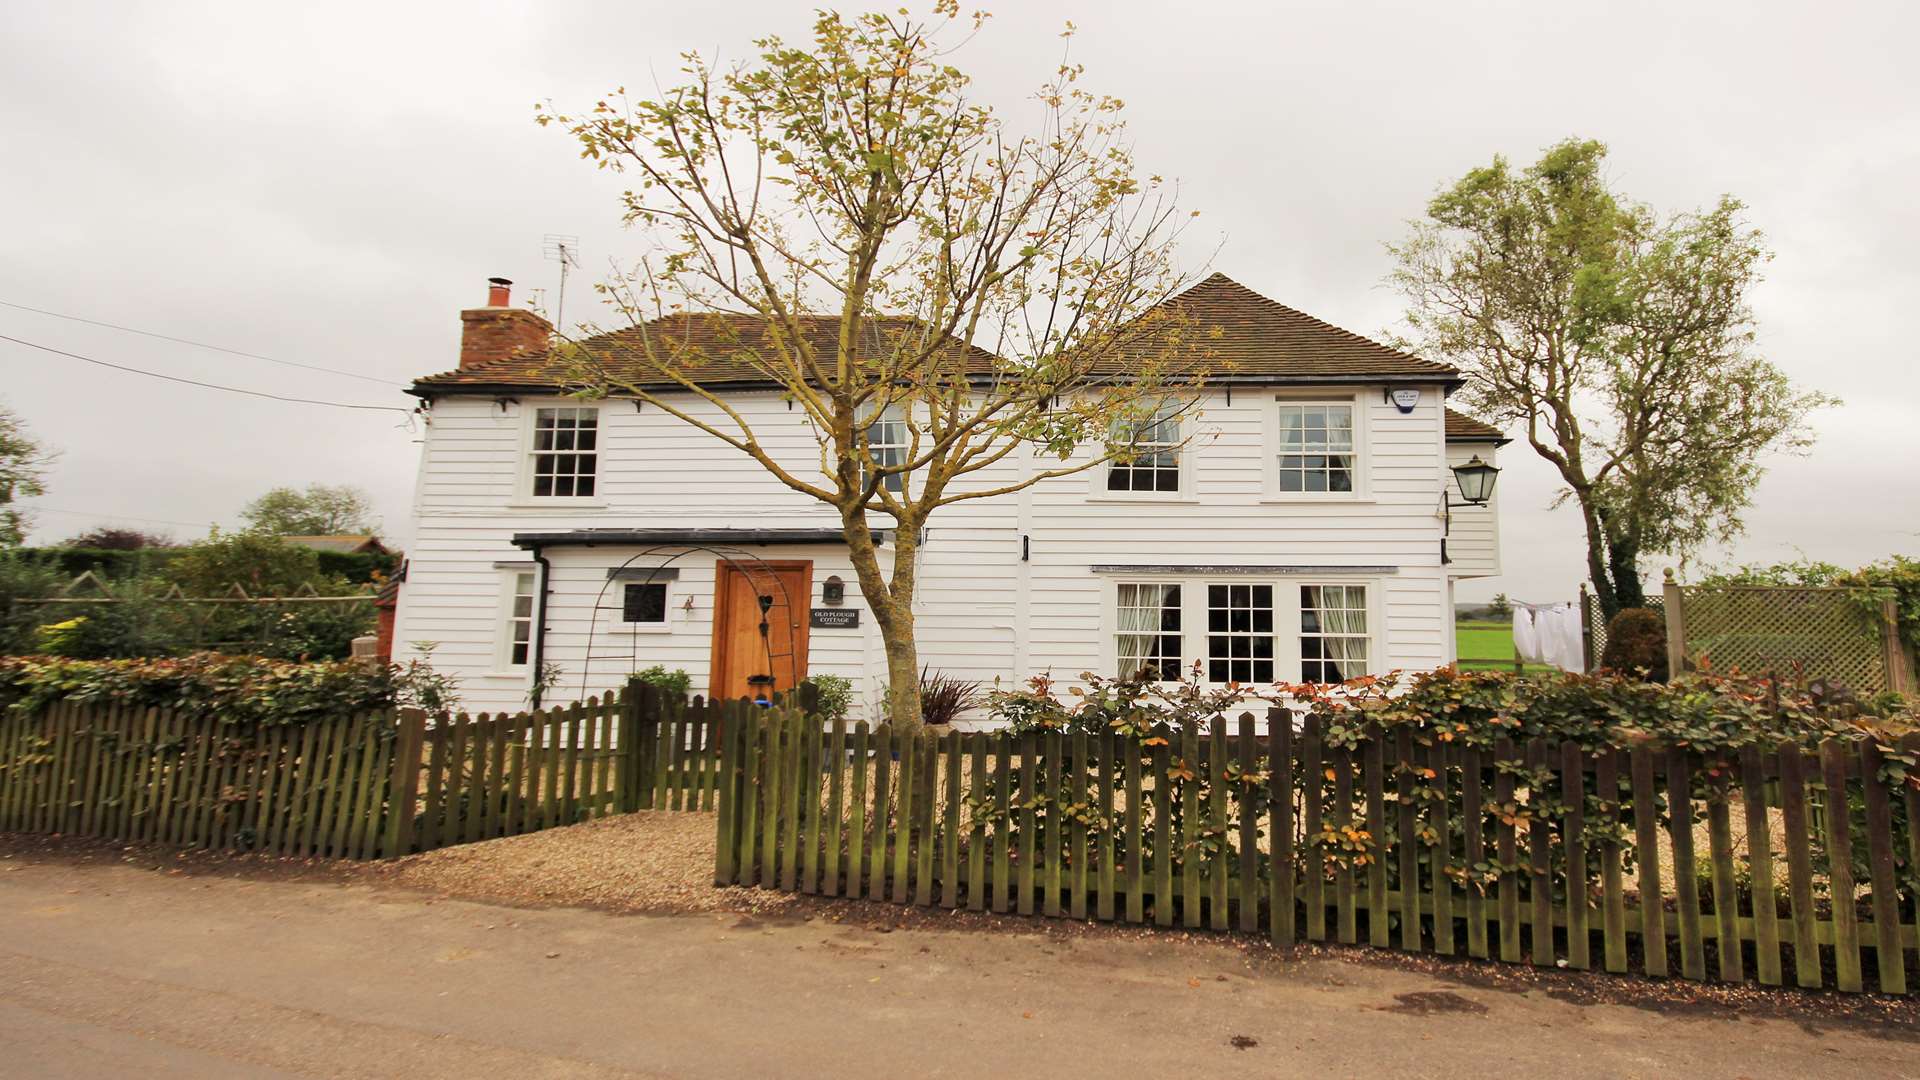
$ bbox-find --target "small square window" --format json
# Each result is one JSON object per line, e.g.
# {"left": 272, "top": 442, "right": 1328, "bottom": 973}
{"left": 622, "top": 582, "right": 668, "bottom": 625}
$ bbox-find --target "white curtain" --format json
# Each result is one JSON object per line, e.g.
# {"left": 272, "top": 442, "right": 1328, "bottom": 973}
{"left": 1117, "top": 583, "right": 1177, "bottom": 676}
{"left": 1319, "top": 586, "right": 1368, "bottom": 679}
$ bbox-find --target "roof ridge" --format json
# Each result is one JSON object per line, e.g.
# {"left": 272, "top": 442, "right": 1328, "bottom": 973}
{"left": 1162, "top": 272, "right": 1448, "bottom": 372}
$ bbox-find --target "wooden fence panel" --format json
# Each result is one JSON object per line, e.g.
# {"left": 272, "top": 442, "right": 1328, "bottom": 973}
{"left": 708, "top": 714, "right": 1920, "bottom": 998}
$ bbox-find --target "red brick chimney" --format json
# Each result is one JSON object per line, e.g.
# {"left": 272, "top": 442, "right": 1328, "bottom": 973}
{"left": 459, "top": 277, "right": 552, "bottom": 370}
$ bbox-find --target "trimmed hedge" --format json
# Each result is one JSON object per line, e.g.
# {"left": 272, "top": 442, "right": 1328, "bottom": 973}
{"left": 988, "top": 664, "right": 1917, "bottom": 762}
{"left": 21, "top": 546, "right": 398, "bottom": 587}
{"left": 0, "top": 653, "right": 420, "bottom": 727}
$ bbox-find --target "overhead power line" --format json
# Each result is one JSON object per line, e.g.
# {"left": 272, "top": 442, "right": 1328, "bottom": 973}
{"left": 0, "top": 298, "right": 407, "bottom": 388}
{"left": 0, "top": 334, "right": 413, "bottom": 413}
{"left": 24, "top": 505, "right": 221, "bottom": 529}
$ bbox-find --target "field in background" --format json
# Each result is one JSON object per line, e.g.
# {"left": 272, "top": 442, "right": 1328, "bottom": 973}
{"left": 1455, "top": 619, "right": 1556, "bottom": 674}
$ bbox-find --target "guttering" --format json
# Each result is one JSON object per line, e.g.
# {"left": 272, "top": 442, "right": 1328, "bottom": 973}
{"left": 508, "top": 527, "right": 884, "bottom": 549}
{"left": 410, "top": 371, "right": 1464, "bottom": 401}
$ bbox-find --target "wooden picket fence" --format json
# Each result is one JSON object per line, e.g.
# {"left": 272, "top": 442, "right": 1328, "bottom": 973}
{"left": 715, "top": 708, "right": 1920, "bottom": 996}
{"left": 0, "top": 679, "right": 744, "bottom": 858}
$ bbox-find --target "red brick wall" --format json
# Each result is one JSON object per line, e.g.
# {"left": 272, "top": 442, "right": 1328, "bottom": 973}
{"left": 459, "top": 308, "right": 551, "bottom": 369}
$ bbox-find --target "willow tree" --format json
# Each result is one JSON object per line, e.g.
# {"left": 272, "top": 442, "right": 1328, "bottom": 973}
{"left": 1389, "top": 139, "right": 1832, "bottom": 618}
{"left": 537, "top": 7, "right": 1203, "bottom": 727}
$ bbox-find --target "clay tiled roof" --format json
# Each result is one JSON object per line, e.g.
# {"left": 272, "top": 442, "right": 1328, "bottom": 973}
{"left": 1102, "top": 273, "right": 1459, "bottom": 383}
{"left": 412, "top": 274, "right": 1459, "bottom": 393}
{"left": 1444, "top": 408, "right": 1509, "bottom": 444}
{"left": 413, "top": 313, "right": 999, "bottom": 393}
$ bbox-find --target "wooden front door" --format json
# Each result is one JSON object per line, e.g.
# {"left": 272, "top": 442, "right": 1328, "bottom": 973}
{"left": 710, "top": 561, "right": 812, "bottom": 702}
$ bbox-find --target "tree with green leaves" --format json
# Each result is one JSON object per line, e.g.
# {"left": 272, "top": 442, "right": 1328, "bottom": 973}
{"left": 0, "top": 402, "right": 50, "bottom": 548}
{"left": 537, "top": 6, "right": 1204, "bottom": 728}
{"left": 1389, "top": 139, "right": 1833, "bottom": 619}
{"left": 240, "top": 483, "right": 378, "bottom": 536}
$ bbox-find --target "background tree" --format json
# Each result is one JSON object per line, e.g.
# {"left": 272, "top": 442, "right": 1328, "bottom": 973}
{"left": 240, "top": 483, "right": 378, "bottom": 536}
{"left": 0, "top": 402, "right": 51, "bottom": 548}
{"left": 1389, "top": 139, "right": 1833, "bottom": 618}
{"left": 1487, "top": 592, "right": 1513, "bottom": 619}
{"left": 62, "top": 526, "right": 177, "bottom": 550}
{"left": 539, "top": 6, "right": 1205, "bottom": 728}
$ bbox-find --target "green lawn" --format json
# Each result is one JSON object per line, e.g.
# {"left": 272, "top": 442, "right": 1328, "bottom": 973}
{"left": 1454, "top": 619, "right": 1556, "bottom": 674}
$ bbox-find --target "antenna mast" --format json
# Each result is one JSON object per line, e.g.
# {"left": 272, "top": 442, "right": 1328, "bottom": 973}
{"left": 542, "top": 234, "right": 581, "bottom": 331}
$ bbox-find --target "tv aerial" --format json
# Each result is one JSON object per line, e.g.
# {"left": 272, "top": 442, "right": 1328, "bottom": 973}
{"left": 542, "top": 234, "right": 581, "bottom": 330}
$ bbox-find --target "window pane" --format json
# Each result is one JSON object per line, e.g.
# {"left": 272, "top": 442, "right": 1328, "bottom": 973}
{"left": 623, "top": 582, "right": 667, "bottom": 624}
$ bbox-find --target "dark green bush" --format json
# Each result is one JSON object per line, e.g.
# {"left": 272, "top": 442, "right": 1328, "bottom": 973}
{"left": 1600, "top": 607, "right": 1668, "bottom": 681}
{"left": 17, "top": 545, "right": 395, "bottom": 588}
{"left": 0, "top": 652, "right": 454, "bottom": 727}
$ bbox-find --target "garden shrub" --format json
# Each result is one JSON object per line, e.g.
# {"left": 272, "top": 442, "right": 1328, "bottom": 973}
{"left": 18, "top": 544, "right": 396, "bottom": 587}
{"left": 1599, "top": 607, "right": 1668, "bottom": 681}
{"left": 0, "top": 652, "right": 457, "bottom": 728}
{"left": 634, "top": 664, "right": 692, "bottom": 700}
{"left": 802, "top": 673, "right": 854, "bottom": 722}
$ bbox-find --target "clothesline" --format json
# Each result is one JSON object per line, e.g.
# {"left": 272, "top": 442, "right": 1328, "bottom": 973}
{"left": 1512, "top": 602, "right": 1585, "bottom": 673}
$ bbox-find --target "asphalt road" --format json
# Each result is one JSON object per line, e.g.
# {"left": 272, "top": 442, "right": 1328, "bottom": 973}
{"left": 0, "top": 851, "right": 1911, "bottom": 1079}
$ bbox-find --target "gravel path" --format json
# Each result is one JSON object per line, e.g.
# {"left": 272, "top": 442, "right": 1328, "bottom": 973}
{"left": 370, "top": 812, "right": 802, "bottom": 916}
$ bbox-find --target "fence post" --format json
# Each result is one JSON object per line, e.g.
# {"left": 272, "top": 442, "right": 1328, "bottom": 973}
{"left": 615, "top": 678, "right": 646, "bottom": 813}
{"left": 383, "top": 708, "right": 427, "bottom": 857}
{"left": 1882, "top": 597, "right": 1913, "bottom": 695}
{"left": 1662, "top": 569, "right": 1687, "bottom": 679}
{"left": 1579, "top": 582, "right": 1595, "bottom": 671}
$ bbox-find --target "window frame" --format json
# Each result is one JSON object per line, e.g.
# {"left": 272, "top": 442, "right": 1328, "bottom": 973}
{"left": 1098, "top": 400, "right": 1189, "bottom": 499}
{"left": 496, "top": 569, "right": 538, "bottom": 671}
{"left": 864, "top": 405, "right": 910, "bottom": 495}
{"left": 1112, "top": 580, "right": 1185, "bottom": 682}
{"left": 1262, "top": 392, "right": 1368, "bottom": 502}
{"left": 1101, "top": 573, "right": 1382, "bottom": 689}
{"left": 614, "top": 579, "right": 674, "bottom": 634}
{"left": 513, "top": 401, "right": 606, "bottom": 505}
{"left": 1296, "top": 582, "right": 1375, "bottom": 685}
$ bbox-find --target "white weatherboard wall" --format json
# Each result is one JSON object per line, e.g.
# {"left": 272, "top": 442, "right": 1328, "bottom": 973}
{"left": 1444, "top": 440, "right": 1502, "bottom": 581}
{"left": 394, "top": 384, "right": 1473, "bottom": 717}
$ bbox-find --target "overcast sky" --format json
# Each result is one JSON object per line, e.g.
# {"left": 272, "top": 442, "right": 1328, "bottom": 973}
{"left": 4, "top": 1, "right": 1915, "bottom": 604}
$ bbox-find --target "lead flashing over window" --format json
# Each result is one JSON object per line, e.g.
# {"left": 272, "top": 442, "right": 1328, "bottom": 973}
{"left": 1090, "top": 564, "right": 1399, "bottom": 576}
{"left": 606, "top": 567, "right": 683, "bottom": 581}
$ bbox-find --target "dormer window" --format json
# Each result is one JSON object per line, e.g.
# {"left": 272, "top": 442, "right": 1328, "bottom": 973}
{"left": 1107, "top": 401, "right": 1182, "bottom": 493}
{"left": 530, "top": 406, "right": 598, "bottom": 497}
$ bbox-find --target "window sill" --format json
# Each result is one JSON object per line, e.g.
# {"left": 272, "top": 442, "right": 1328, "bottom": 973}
{"left": 505, "top": 500, "right": 609, "bottom": 511}
{"left": 1085, "top": 495, "right": 1201, "bottom": 505}
{"left": 606, "top": 624, "right": 674, "bottom": 635}
{"left": 1257, "top": 495, "right": 1375, "bottom": 506}
{"left": 475, "top": 671, "right": 531, "bottom": 681}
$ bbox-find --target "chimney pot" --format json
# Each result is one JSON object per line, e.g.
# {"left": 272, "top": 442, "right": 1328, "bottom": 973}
{"left": 486, "top": 277, "right": 513, "bottom": 307}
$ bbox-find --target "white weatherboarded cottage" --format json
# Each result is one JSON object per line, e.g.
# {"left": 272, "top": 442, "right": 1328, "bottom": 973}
{"left": 393, "top": 274, "right": 1506, "bottom": 718}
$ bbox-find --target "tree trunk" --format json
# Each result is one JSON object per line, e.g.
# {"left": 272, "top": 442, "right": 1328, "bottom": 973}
{"left": 1582, "top": 502, "right": 1646, "bottom": 621}
{"left": 840, "top": 506, "right": 924, "bottom": 733}
{"left": 1579, "top": 499, "right": 1622, "bottom": 621}
{"left": 1606, "top": 533, "right": 1645, "bottom": 611}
